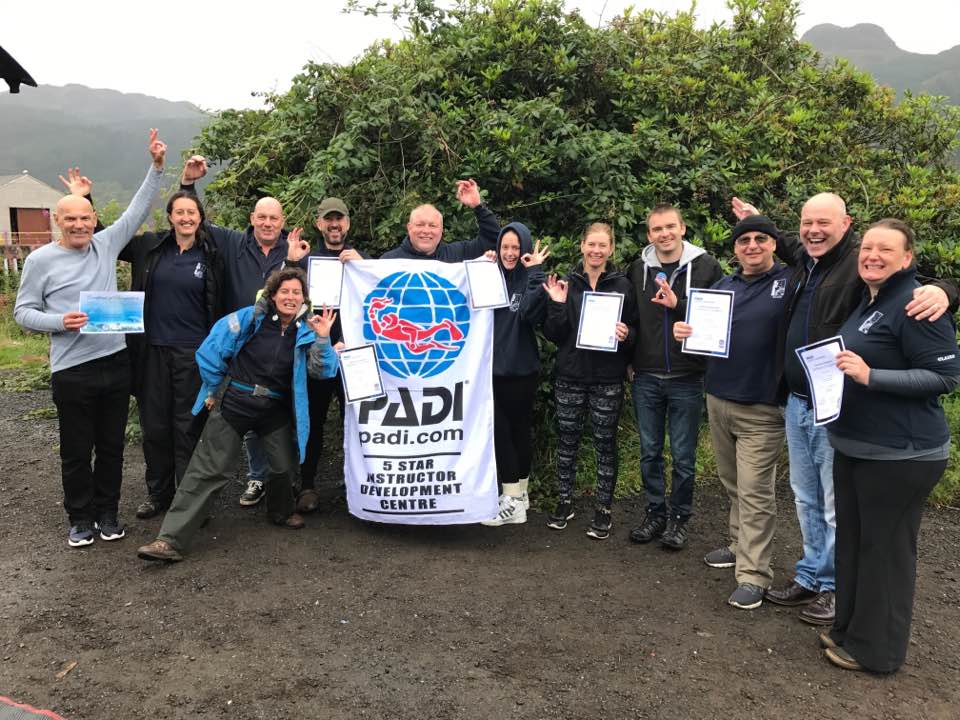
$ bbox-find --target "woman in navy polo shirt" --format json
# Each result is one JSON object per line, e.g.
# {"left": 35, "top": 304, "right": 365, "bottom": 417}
{"left": 824, "top": 218, "right": 960, "bottom": 673}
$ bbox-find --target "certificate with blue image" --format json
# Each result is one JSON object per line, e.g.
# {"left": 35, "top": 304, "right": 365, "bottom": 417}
{"left": 79, "top": 291, "right": 145, "bottom": 334}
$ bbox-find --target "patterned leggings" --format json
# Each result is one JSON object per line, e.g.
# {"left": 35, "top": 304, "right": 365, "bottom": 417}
{"left": 555, "top": 378, "right": 624, "bottom": 508}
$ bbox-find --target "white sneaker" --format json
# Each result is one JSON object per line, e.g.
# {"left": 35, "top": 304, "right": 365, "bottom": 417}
{"left": 520, "top": 491, "right": 530, "bottom": 510}
{"left": 481, "top": 494, "right": 527, "bottom": 526}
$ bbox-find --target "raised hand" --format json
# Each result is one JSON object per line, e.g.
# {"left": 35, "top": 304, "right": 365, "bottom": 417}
{"left": 181, "top": 155, "right": 208, "bottom": 184}
{"left": 542, "top": 274, "right": 568, "bottom": 303}
{"left": 731, "top": 196, "right": 759, "bottom": 221}
{"left": 285, "top": 227, "right": 310, "bottom": 262}
{"left": 521, "top": 239, "right": 551, "bottom": 267}
{"left": 455, "top": 179, "right": 482, "bottom": 208}
{"left": 650, "top": 275, "right": 678, "bottom": 309}
{"left": 308, "top": 306, "right": 338, "bottom": 337}
{"left": 148, "top": 128, "right": 167, "bottom": 170}
{"left": 58, "top": 167, "right": 93, "bottom": 197}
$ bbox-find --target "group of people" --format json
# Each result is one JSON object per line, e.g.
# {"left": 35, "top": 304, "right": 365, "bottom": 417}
{"left": 13, "top": 130, "right": 959, "bottom": 677}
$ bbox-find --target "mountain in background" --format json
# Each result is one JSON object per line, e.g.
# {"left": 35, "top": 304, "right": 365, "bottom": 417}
{"left": 0, "top": 84, "right": 212, "bottom": 201}
{"left": 802, "top": 23, "right": 960, "bottom": 103}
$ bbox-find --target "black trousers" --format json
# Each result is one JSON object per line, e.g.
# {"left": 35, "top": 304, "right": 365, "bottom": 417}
{"left": 50, "top": 350, "right": 131, "bottom": 524}
{"left": 493, "top": 373, "right": 538, "bottom": 491}
{"left": 300, "top": 373, "right": 344, "bottom": 490}
{"left": 138, "top": 344, "right": 206, "bottom": 505}
{"left": 830, "top": 450, "right": 946, "bottom": 673}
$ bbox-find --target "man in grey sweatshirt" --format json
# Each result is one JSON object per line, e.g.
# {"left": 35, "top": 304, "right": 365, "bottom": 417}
{"left": 14, "top": 129, "right": 167, "bottom": 548}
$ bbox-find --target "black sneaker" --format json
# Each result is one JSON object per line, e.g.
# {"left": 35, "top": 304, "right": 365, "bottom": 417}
{"left": 660, "top": 517, "right": 688, "bottom": 550}
{"left": 586, "top": 508, "right": 612, "bottom": 540}
{"left": 546, "top": 500, "right": 574, "bottom": 530}
{"left": 703, "top": 546, "right": 736, "bottom": 568}
{"left": 629, "top": 513, "right": 667, "bottom": 544}
{"left": 728, "top": 583, "right": 765, "bottom": 610}
{"left": 239, "top": 480, "right": 265, "bottom": 506}
{"left": 95, "top": 515, "right": 126, "bottom": 541}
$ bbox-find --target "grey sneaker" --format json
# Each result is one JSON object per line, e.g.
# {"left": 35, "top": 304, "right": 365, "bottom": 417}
{"left": 95, "top": 515, "right": 126, "bottom": 541}
{"left": 546, "top": 500, "right": 574, "bottom": 530}
{"left": 67, "top": 522, "right": 95, "bottom": 548}
{"left": 704, "top": 546, "right": 736, "bottom": 568}
{"left": 728, "top": 583, "right": 765, "bottom": 610}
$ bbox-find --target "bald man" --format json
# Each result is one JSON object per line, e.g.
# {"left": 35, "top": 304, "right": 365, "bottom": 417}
{"left": 14, "top": 129, "right": 166, "bottom": 549}
{"left": 732, "top": 193, "right": 955, "bottom": 626}
{"left": 381, "top": 180, "right": 500, "bottom": 261}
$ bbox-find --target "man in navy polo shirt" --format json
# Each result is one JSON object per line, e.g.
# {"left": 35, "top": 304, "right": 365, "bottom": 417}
{"left": 675, "top": 216, "right": 793, "bottom": 610}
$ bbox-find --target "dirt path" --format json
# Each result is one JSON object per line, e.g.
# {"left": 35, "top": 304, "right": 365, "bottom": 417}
{"left": 1, "top": 386, "right": 958, "bottom": 720}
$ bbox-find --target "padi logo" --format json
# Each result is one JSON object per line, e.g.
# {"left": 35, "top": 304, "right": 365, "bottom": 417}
{"left": 193, "top": 262, "right": 206, "bottom": 279}
{"left": 363, "top": 271, "right": 470, "bottom": 379}
{"left": 858, "top": 311, "right": 883, "bottom": 334}
{"left": 938, "top": 354, "right": 956, "bottom": 362}
{"left": 771, "top": 278, "right": 786, "bottom": 299}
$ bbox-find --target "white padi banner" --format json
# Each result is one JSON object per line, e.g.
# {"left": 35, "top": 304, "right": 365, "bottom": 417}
{"left": 340, "top": 259, "right": 498, "bottom": 524}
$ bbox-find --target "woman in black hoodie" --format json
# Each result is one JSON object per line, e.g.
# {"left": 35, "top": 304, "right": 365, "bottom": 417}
{"left": 481, "top": 222, "right": 549, "bottom": 527}
{"left": 542, "top": 223, "right": 637, "bottom": 540}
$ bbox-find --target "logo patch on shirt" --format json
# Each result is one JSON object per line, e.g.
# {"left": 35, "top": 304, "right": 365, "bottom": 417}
{"left": 194, "top": 262, "right": 206, "bottom": 279}
{"left": 858, "top": 311, "right": 883, "bottom": 334}
{"left": 509, "top": 292, "right": 522, "bottom": 312}
{"left": 770, "top": 279, "right": 786, "bottom": 299}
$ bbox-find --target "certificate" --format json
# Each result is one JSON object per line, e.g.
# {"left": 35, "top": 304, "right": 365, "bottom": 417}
{"left": 307, "top": 256, "right": 344, "bottom": 309}
{"left": 575, "top": 292, "right": 624, "bottom": 352}
{"left": 464, "top": 258, "right": 509, "bottom": 309}
{"left": 79, "top": 291, "right": 145, "bottom": 334}
{"left": 795, "top": 336, "right": 846, "bottom": 426}
{"left": 681, "top": 288, "right": 734, "bottom": 358}
{"left": 338, "top": 344, "right": 386, "bottom": 404}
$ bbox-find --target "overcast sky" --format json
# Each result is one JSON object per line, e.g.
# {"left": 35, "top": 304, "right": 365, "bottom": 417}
{"left": 4, "top": 0, "right": 957, "bottom": 110}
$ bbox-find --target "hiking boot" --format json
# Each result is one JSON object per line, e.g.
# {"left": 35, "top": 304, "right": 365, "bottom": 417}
{"left": 481, "top": 494, "right": 527, "bottom": 526}
{"left": 659, "top": 517, "right": 689, "bottom": 550}
{"left": 765, "top": 580, "right": 817, "bottom": 606}
{"left": 273, "top": 513, "right": 305, "bottom": 530}
{"left": 728, "top": 583, "right": 765, "bottom": 610}
{"left": 239, "top": 480, "right": 265, "bottom": 506}
{"left": 629, "top": 513, "right": 667, "bottom": 544}
{"left": 137, "top": 539, "right": 183, "bottom": 562}
{"left": 704, "top": 546, "right": 736, "bottom": 568}
{"left": 586, "top": 507, "right": 612, "bottom": 540}
{"left": 67, "top": 522, "right": 95, "bottom": 548}
{"left": 800, "top": 590, "right": 835, "bottom": 626}
{"left": 95, "top": 515, "right": 126, "bottom": 541}
{"left": 546, "top": 500, "right": 574, "bottom": 530}
{"left": 135, "top": 496, "right": 169, "bottom": 519}
{"left": 296, "top": 488, "right": 321, "bottom": 514}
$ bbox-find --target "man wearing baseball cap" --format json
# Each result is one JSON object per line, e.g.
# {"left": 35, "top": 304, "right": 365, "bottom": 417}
{"left": 286, "top": 198, "right": 366, "bottom": 511}
{"left": 673, "top": 215, "right": 794, "bottom": 610}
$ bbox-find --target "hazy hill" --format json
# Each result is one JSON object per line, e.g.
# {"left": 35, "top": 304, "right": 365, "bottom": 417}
{"left": 0, "top": 84, "right": 212, "bottom": 201}
{"left": 802, "top": 23, "right": 960, "bottom": 102}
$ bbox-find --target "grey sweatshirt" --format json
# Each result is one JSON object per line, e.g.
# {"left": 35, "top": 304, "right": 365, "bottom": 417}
{"left": 14, "top": 167, "right": 163, "bottom": 372}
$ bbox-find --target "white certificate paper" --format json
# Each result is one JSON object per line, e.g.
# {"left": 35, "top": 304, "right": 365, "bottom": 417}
{"left": 464, "top": 258, "right": 509, "bottom": 309}
{"left": 576, "top": 292, "right": 624, "bottom": 352}
{"left": 681, "top": 288, "right": 734, "bottom": 358}
{"left": 307, "top": 256, "right": 344, "bottom": 309}
{"left": 339, "top": 344, "right": 386, "bottom": 404}
{"left": 79, "top": 291, "right": 145, "bottom": 334}
{"left": 796, "top": 336, "right": 846, "bottom": 426}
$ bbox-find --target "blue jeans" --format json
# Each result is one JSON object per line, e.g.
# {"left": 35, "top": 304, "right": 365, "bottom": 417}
{"left": 785, "top": 393, "right": 836, "bottom": 592}
{"left": 632, "top": 373, "right": 703, "bottom": 521}
{"left": 244, "top": 431, "right": 269, "bottom": 483}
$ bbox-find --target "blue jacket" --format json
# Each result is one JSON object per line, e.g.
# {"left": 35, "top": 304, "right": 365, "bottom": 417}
{"left": 192, "top": 300, "right": 339, "bottom": 461}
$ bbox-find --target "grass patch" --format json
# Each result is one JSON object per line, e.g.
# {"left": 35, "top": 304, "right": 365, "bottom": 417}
{"left": 0, "top": 334, "right": 48, "bottom": 369}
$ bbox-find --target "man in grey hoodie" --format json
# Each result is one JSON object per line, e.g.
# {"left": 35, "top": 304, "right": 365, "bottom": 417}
{"left": 15, "top": 129, "right": 167, "bottom": 548}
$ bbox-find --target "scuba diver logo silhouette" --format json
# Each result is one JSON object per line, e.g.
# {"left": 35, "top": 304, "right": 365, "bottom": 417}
{"left": 362, "top": 271, "right": 470, "bottom": 379}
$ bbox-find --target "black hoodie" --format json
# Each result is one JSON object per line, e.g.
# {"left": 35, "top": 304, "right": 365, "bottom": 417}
{"left": 493, "top": 222, "right": 548, "bottom": 377}
{"left": 381, "top": 205, "right": 500, "bottom": 261}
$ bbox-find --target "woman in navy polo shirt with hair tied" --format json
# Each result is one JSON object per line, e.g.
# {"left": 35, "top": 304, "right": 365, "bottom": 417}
{"left": 824, "top": 218, "right": 960, "bottom": 674}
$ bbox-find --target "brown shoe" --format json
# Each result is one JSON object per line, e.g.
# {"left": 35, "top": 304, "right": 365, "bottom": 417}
{"left": 824, "top": 646, "right": 863, "bottom": 671}
{"left": 274, "top": 513, "right": 305, "bottom": 530}
{"left": 800, "top": 590, "right": 835, "bottom": 625}
{"left": 765, "top": 580, "right": 818, "bottom": 606}
{"left": 818, "top": 630, "right": 838, "bottom": 650}
{"left": 296, "top": 489, "right": 321, "bottom": 514}
{"left": 137, "top": 539, "right": 183, "bottom": 563}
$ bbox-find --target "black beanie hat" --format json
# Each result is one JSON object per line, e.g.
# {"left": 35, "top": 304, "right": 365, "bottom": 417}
{"left": 731, "top": 215, "right": 780, "bottom": 243}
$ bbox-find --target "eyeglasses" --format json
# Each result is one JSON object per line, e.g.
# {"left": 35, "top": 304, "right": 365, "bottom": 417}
{"left": 735, "top": 234, "right": 773, "bottom": 247}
